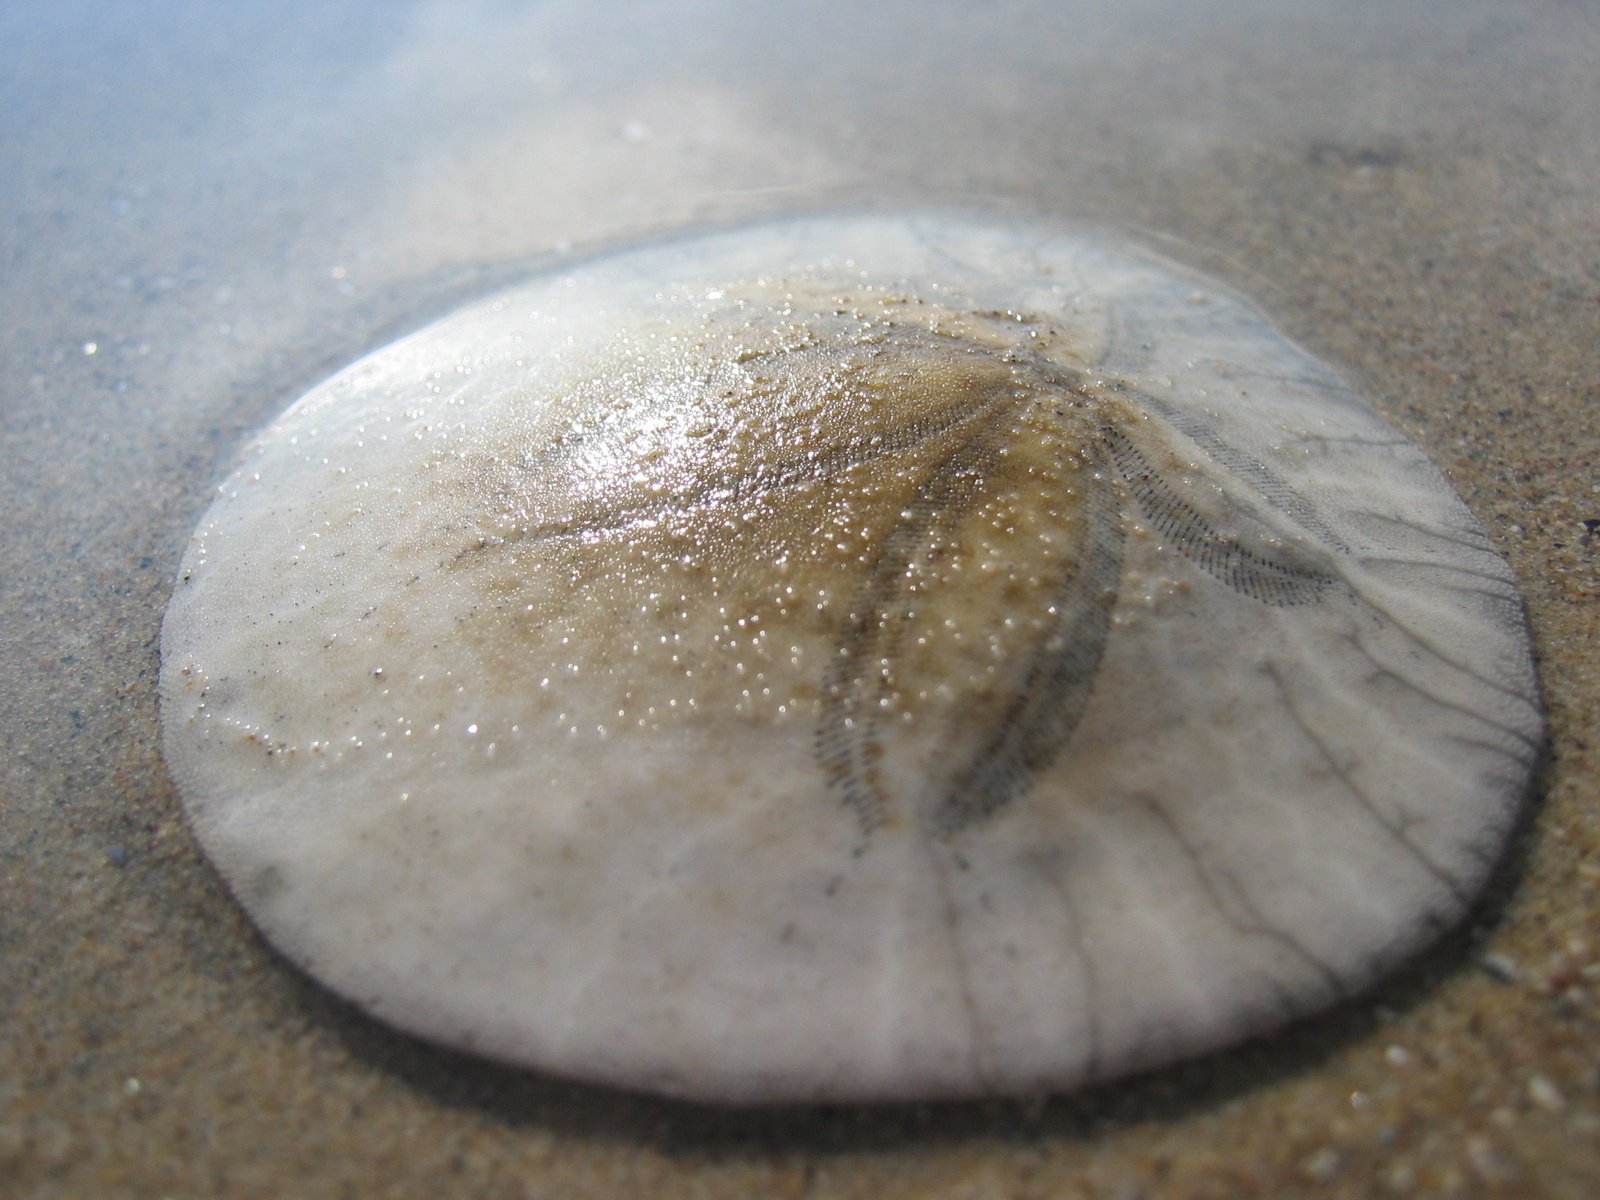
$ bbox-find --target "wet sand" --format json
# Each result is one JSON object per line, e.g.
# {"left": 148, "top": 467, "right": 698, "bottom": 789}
{"left": 2, "top": 2, "right": 1597, "bottom": 1196}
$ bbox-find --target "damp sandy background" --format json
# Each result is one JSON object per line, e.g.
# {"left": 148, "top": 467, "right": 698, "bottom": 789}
{"left": 1, "top": 2, "right": 1596, "bottom": 1196}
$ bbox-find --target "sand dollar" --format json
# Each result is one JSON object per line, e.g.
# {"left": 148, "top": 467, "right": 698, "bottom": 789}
{"left": 160, "top": 214, "right": 1541, "bottom": 1102}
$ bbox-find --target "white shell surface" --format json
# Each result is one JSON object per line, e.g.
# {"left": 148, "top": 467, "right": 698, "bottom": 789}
{"left": 159, "top": 214, "right": 1541, "bottom": 1103}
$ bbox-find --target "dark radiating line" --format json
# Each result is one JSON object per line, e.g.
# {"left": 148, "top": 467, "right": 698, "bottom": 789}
{"left": 814, "top": 420, "right": 1000, "bottom": 835}
{"left": 1348, "top": 508, "right": 1501, "bottom": 554}
{"left": 1105, "top": 426, "right": 1338, "bottom": 607}
{"left": 1264, "top": 662, "right": 1470, "bottom": 906}
{"left": 1108, "top": 379, "right": 1351, "bottom": 554}
{"left": 1140, "top": 794, "right": 1345, "bottom": 999}
{"left": 932, "top": 451, "right": 1125, "bottom": 833}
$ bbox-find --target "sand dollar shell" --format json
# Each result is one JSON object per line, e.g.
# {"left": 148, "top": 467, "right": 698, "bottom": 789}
{"left": 160, "top": 214, "right": 1541, "bottom": 1102}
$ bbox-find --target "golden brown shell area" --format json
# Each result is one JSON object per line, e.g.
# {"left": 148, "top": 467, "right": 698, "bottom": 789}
{"left": 433, "top": 281, "right": 1138, "bottom": 736}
